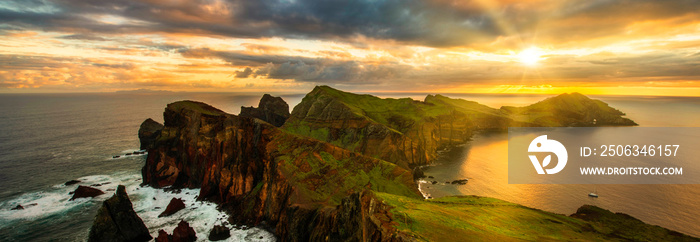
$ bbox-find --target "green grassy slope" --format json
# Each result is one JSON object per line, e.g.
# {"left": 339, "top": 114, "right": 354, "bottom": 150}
{"left": 376, "top": 192, "right": 696, "bottom": 241}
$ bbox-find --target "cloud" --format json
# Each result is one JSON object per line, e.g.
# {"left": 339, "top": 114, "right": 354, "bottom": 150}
{"left": 0, "top": 0, "right": 497, "bottom": 47}
{"left": 2, "top": 0, "right": 700, "bottom": 93}
{"left": 181, "top": 48, "right": 412, "bottom": 83}
{"left": 233, "top": 67, "right": 253, "bottom": 78}
{"left": 2, "top": 0, "right": 699, "bottom": 49}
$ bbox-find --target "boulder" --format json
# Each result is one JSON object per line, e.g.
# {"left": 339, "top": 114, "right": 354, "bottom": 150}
{"left": 138, "top": 118, "right": 164, "bottom": 150}
{"left": 451, "top": 179, "right": 469, "bottom": 185}
{"left": 87, "top": 185, "right": 152, "bottom": 242}
{"left": 158, "top": 198, "right": 186, "bottom": 217}
{"left": 172, "top": 220, "right": 197, "bottom": 242}
{"left": 155, "top": 230, "right": 169, "bottom": 242}
{"left": 65, "top": 180, "right": 81, "bottom": 186}
{"left": 208, "top": 225, "right": 231, "bottom": 241}
{"left": 70, "top": 185, "right": 105, "bottom": 201}
{"left": 155, "top": 220, "right": 197, "bottom": 242}
{"left": 239, "top": 94, "right": 290, "bottom": 127}
{"left": 11, "top": 204, "right": 23, "bottom": 210}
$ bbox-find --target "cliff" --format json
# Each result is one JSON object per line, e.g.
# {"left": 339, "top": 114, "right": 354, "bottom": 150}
{"left": 133, "top": 88, "right": 682, "bottom": 241}
{"left": 282, "top": 86, "right": 635, "bottom": 170}
{"left": 141, "top": 100, "right": 419, "bottom": 240}
{"left": 282, "top": 87, "right": 508, "bottom": 169}
{"left": 501, "top": 92, "right": 638, "bottom": 126}
{"left": 239, "top": 94, "right": 290, "bottom": 127}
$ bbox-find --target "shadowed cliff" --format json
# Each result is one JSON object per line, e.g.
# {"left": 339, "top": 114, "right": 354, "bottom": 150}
{"left": 141, "top": 100, "right": 420, "bottom": 240}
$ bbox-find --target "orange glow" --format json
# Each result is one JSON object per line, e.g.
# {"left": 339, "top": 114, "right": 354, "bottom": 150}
{"left": 0, "top": 1, "right": 699, "bottom": 96}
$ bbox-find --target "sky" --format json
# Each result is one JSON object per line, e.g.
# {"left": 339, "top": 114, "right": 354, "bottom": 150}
{"left": 1, "top": 0, "right": 700, "bottom": 96}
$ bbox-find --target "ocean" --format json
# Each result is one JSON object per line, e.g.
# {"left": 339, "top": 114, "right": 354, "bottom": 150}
{"left": 413, "top": 94, "right": 700, "bottom": 238}
{"left": 0, "top": 92, "right": 698, "bottom": 240}
{"left": 0, "top": 93, "right": 304, "bottom": 241}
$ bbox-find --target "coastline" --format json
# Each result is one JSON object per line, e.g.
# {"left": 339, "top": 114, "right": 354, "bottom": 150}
{"left": 125, "top": 87, "right": 695, "bottom": 240}
{"left": 2, "top": 89, "right": 696, "bottom": 241}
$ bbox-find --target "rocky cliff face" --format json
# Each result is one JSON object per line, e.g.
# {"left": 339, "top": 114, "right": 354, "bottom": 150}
{"left": 282, "top": 87, "right": 508, "bottom": 169}
{"left": 141, "top": 100, "right": 419, "bottom": 241}
{"left": 139, "top": 88, "right": 643, "bottom": 241}
{"left": 239, "top": 94, "right": 290, "bottom": 127}
{"left": 283, "top": 87, "right": 636, "bottom": 170}
{"left": 88, "top": 185, "right": 152, "bottom": 242}
{"left": 139, "top": 118, "right": 164, "bottom": 150}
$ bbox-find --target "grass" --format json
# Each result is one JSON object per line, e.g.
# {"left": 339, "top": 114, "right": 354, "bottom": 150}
{"left": 376, "top": 193, "right": 603, "bottom": 241}
{"left": 271, "top": 132, "right": 421, "bottom": 206}
{"left": 167, "top": 100, "right": 227, "bottom": 116}
{"left": 374, "top": 192, "right": 696, "bottom": 241}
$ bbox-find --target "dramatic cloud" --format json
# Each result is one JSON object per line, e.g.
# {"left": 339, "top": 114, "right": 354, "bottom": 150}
{"left": 0, "top": 0, "right": 699, "bottom": 94}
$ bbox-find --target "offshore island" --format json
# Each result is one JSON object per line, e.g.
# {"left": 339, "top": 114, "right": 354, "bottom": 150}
{"left": 88, "top": 86, "right": 695, "bottom": 241}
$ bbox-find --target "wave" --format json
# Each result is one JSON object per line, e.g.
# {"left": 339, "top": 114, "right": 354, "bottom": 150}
{"left": 0, "top": 171, "right": 275, "bottom": 241}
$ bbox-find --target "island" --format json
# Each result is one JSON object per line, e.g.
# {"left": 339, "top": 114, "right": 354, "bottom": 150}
{"left": 90, "top": 86, "right": 695, "bottom": 241}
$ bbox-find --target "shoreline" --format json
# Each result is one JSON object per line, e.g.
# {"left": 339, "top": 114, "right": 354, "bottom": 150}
{"left": 418, "top": 131, "right": 700, "bottom": 238}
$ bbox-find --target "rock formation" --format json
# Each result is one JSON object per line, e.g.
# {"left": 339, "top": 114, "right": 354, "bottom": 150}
{"left": 134, "top": 88, "right": 694, "bottom": 241}
{"left": 158, "top": 198, "right": 185, "bottom": 218}
{"left": 500, "top": 92, "right": 637, "bottom": 126}
{"left": 570, "top": 205, "right": 695, "bottom": 241}
{"left": 139, "top": 118, "right": 164, "bottom": 150}
{"left": 159, "top": 198, "right": 186, "bottom": 217}
{"left": 141, "top": 99, "right": 419, "bottom": 240}
{"left": 208, "top": 225, "right": 230, "bottom": 241}
{"left": 70, "top": 185, "right": 105, "bottom": 201}
{"left": 239, "top": 94, "right": 290, "bottom": 127}
{"left": 283, "top": 86, "right": 637, "bottom": 170}
{"left": 155, "top": 220, "right": 197, "bottom": 242}
{"left": 88, "top": 185, "right": 152, "bottom": 242}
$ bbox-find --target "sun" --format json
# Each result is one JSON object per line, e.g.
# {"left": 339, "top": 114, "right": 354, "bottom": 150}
{"left": 518, "top": 47, "right": 545, "bottom": 66}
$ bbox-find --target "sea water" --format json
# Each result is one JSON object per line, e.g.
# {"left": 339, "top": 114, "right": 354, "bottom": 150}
{"left": 415, "top": 94, "right": 700, "bottom": 237}
{"left": 0, "top": 93, "right": 303, "bottom": 241}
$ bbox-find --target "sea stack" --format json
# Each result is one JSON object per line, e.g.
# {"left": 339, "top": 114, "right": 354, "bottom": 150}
{"left": 88, "top": 185, "right": 152, "bottom": 242}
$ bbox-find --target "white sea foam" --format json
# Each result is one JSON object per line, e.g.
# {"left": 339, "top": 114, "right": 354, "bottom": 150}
{"left": 0, "top": 172, "right": 276, "bottom": 241}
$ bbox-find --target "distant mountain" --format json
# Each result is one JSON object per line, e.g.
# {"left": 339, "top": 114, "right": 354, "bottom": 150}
{"left": 115, "top": 88, "right": 173, "bottom": 94}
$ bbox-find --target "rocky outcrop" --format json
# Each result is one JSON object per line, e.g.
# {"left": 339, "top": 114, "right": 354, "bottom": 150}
{"left": 501, "top": 92, "right": 637, "bottom": 126}
{"left": 139, "top": 118, "right": 164, "bottom": 150}
{"left": 283, "top": 86, "right": 637, "bottom": 170}
{"left": 141, "top": 100, "right": 419, "bottom": 241}
{"left": 70, "top": 185, "right": 105, "bottom": 201}
{"left": 208, "top": 225, "right": 230, "bottom": 241}
{"left": 155, "top": 220, "right": 197, "bottom": 242}
{"left": 88, "top": 185, "right": 152, "bottom": 242}
{"left": 283, "top": 86, "right": 519, "bottom": 169}
{"left": 155, "top": 230, "right": 169, "bottom": 242}
{"left": 138, "top": 89, "right": 643, "bottom": 241}
{"left": 65, "top": 180, "right": 81, "bottom": 186}
{"left": 284, "top": 190, "right": 411, "bottom": 241}
{"left": 158, "top": 198, "right": 185, "bottom": 217}
{"left": 571, "top": 205, "right": 695, "bottom": 241}
{"left": 240, "top": 94, "right": 290, "bottom": 127}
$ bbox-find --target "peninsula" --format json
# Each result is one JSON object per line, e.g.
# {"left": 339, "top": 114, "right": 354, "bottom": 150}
{"left": 91, "top": 86, "right": 694, "bottom": 241}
